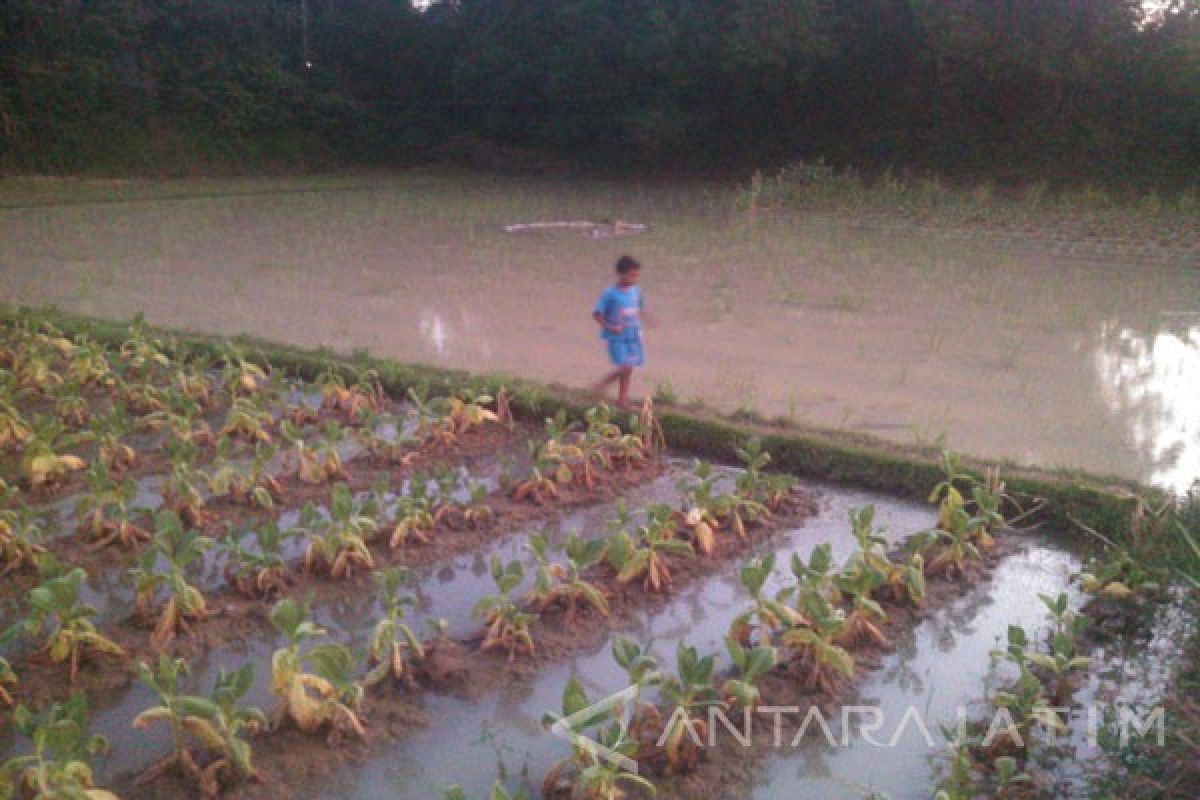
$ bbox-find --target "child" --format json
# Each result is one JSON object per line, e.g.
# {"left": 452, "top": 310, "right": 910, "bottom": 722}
{"left": 592, "top": 255, "right": 645, "bottom": 408}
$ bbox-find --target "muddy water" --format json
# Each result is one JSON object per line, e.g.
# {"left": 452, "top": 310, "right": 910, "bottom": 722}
{"left": 3, "top": 174, "right": 1197, "bottom": 488}
{"left": 21, "top": 476, "right": 929, "bottom": 788}
{"left": 284, "top": 486, "right": 938, "bottom": 800}
{"left": 751, "top": 540, "right": 1083, "bottom": 800}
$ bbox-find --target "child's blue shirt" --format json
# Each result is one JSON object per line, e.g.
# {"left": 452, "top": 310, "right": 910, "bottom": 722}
{"left": 594, "top": 285, "right": 643, "bottom": 341}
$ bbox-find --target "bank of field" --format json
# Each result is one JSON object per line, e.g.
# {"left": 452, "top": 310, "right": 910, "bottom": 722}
{"left": 0, "top": 309, "right": 1195, "bottom": 799}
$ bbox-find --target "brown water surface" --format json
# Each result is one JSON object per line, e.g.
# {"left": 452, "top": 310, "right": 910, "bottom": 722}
{"left": 2, "top": 172, "right": 1197, "bottom": 489}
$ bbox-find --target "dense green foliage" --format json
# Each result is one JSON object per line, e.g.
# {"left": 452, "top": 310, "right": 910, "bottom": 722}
{"left": 1, "top": 1, "right": 1196, "bottom": 182}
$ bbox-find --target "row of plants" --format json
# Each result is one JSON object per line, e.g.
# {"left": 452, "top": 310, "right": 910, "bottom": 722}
{"left": 1, "top": 310, "right": 520, "bottom": 506}
{"left": 932, "top": 493, "right": 1196, "bottom": 799}
{"left": 444, "top": 451, "right": 1015, "bottom": 799}
{"left": 0, "top": 437, "right": 804, "bottom": 799}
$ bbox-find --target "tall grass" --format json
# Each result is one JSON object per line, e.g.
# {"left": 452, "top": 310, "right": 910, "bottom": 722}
{"left": 735, "top": 161, "right": 1200, "bottom": 242}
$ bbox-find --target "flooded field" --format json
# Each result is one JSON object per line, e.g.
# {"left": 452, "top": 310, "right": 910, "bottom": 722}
{"left": 0, "top": 312, "right": 1192, "bottom": 800}
{"left": 1, "top": 173, "right": 1197, "bottom": 491}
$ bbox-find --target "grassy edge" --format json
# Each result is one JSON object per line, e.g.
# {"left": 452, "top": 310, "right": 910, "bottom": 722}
{"left": 5, "top": 304, "right": 1155, "bottom": 541}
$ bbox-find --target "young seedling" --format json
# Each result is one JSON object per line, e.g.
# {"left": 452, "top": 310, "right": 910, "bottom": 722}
{"left": 721, "top": 636, "right": 777, "bottom": 709}
{"left": 268, "top": 598, "right": 367, "bottom": 743}
{"left": 220, "top": 521, "right": 294, "bottom": 598}
{"left": 881, "top": 549, "right": 927, "bottom": 607}
{"left": 75, "top": 464, "right": 151, "bottom": 549}
{"left": 729, "top": 553, "right": 806, "bottom": 646}
{"left": 19, "top": 415, "right": 88, "bottom": 489}
{"left": 734, "top": 436, "right": 801, "bottom": 511}
{"left": 444, "top": 387, "right": 500, "bottom": 434}
{"left": 55, "top": 380, "right": 91, "bottom": 428}
{"left": 130, "top": 510, "right": 214, "bottom": 645}
{"left": 987, "top": 625, "right": 1066, "bottom": 755}
{"left": 140, "top": 398, "right": 215, "bottom": 449}
{"left": 923, "top": 507, "right": 984, "bottom": 579}
{"left": 676, "top": 461, "right": 723, "bottom": 554}
{"left": 435, "top": 480, "right": 495, "bottom": 531}
{"left": 87, "top": 406, "right": 138, "bottom": 472}
{"left": 526, "top": 533, "right": 610, "bottom": 622}
{"left": 390, "top": 474, "right": 437, "bottom": 548}
{"left": 0, "top": 395, "right": 33, "bottom": 450}
{"left": 472, "top": 556, "right": 538, "bottom": 662}
{"left": 133, "top": 656, "right": 267, "bottom": 797}
{"left": 444, "top": 782, "right": 531, "bottom": 800}
{"left": 208, "top": 441, "right": 283, "bottom": 510}
{"left": 660, "top": 641, "right": 721, "bottom": 773}
{"left": 541, "top": 677, "right": 654, "bottom": 799}
{"left": 0, "top": 503, "right": 48, "bottom": 575}
{"left": 365, "top": 567, "right": 425, "bottom": 688}
{"left": 929, "top": 449, "right": 975, "bottom": 530}
{"left": 833, "top": 559, "right": 890, "bottom": 649}
{"left": 279, "top": 419, "right": 324, "bottom": 484}
{"left": 780, "top": 594, "right": 855, "bottom": 694}
{"left": 299, "top": 483, "right": 377, "bottom": 578}
{"left": 607, "top": 504, "right": 694, "bottom": 594}
{"left": 65, "top": 337, "right": 114, "bottom": 389}
{"left": 781, "top": 542, "right": 841, "bottom": 609}
{"left": 162, "top": 441, "right": 213, "bottom": 527}
{"left": 313, "top": 421, "right": 349, "bottom": 482}
{"left": 119, "top": 314, "right": 172, "bottom": 378}
{"left": 1, "top": 694, "right": 120, "bottom": 799}
{"left": 170, "top": 361, "right": 215, "bottom": 409}
{"left": 512, "top": 440, "right": 567, "bottom": 505}
{"left": 215, "top": 342, "right": 269, "bottom": 397}
{"left": 967, "top": 468, "right": 1008, "bottom": 549}
{"left": 217, "top": 396, "right": 274, "bottom": 445}
{"left": 23, "top": 567, "right": 125, "bottom": 682}
{"left": 1077, "top": 546, "right": 1165, "bottom": 606}
{"left": 316, "top": 364, "right": 384, "bottom": 418}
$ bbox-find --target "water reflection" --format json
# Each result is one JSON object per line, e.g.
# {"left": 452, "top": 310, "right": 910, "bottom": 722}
{"left": 418, "top": 307, "right": 494, "bottom": 361}
{"left": 1092, "top": 320, "right": 1200, "bottom": 494}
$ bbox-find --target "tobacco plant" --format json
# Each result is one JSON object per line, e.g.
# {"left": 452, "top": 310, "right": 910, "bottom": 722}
{"left": 133, "top": 655, "right": 266, "bottom": 796}
{"left": 541, "top": 678, "right": 654, "bottom": 799}
{"left": 220, "top": 521, "right": 294, "bottom": 597}
{"left": 472, "top": 556, "right": 538, "bottom": 662}
{"left": 780, "top": 593, "right": 854, "bottom": 694}
{"left": 390, "top": 474, "right": 437, "bottom": 548}
{"left": 75, "top": 464, "right": 151, "bottom": 549}
{"left": 0, "top": 503, "right": 47, "bottom": 575}
{"left": 268, "top": 598, "right": 367, "bottom": 742}
{"left": 364, "top": 567, "right": 425, "bottom": 688}
{"left": 721, "top": 636, "right": 777, "bottom": 709}
{"left": 526, "top": 533, "right": 609, "bottom": 622}
{"left": 659, "top": 641, "right": 720, "bottom": 772}
{"left": 130, "top": 511, "right": 214, "bottom": 645}
{"left": 19, "top": 416, "right": 87, "bottom": 489}
{"left": 0, "top": 694, "right": 120, "bottom": 800}
{"left": 22, "top": 567, "right": 124, "bottom": 682}
{"left": 606, "top": 504, "right": 694, "bottom": 594}
{"left": 298, "top": 483, "right": 376, "bottom": 578}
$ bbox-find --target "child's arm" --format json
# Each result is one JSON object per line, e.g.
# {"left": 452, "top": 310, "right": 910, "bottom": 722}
{"left": 593, "top": 310, "right": 622, "bottom": 334}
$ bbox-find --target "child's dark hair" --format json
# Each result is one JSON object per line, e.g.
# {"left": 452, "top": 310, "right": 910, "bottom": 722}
{"left": 615, "top": 255, "right": 641, "bottom": 274}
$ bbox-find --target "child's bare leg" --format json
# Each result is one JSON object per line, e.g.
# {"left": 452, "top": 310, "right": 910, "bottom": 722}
{"left": 592, "top": 369, "right": 623, "bottom": 397}
{"left": 616, "top": 367, "right": 633, "bottom": 407}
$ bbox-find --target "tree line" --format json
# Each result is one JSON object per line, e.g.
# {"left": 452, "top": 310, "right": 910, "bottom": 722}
{"left": 1, "top": 0, "right": 1197, "bottom": 185}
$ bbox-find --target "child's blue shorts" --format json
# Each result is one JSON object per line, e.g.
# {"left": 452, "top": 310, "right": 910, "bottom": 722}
{"left": 607, "top": 337, "right": 645, "bottom": 367}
